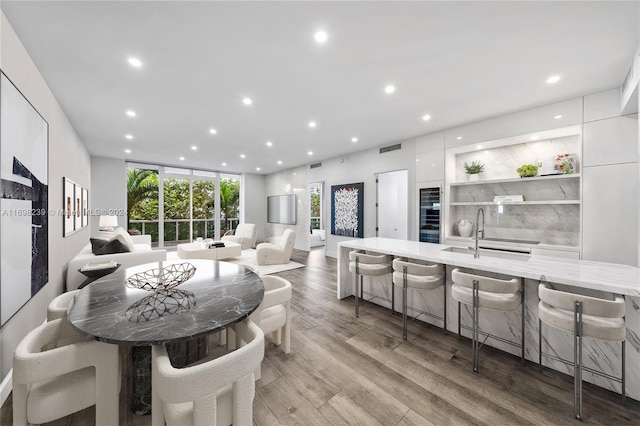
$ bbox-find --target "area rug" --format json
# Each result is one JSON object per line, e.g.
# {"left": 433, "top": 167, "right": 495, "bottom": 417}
{"left": 167, "top": 249, "right": 305, "bottom": 276}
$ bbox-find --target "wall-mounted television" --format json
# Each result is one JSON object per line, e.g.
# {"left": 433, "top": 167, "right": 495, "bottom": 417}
{"left": 267, "top": 194, "right": 296, "bottom": 225}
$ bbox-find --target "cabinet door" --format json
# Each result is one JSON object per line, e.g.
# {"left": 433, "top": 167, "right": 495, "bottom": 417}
{"left": 583, "top": 115, "right": 638, "bottom": 167}
{"left": 583, "top": 163, "right": 639, "bottom": 266}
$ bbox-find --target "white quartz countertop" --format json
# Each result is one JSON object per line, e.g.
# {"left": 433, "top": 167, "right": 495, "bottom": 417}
{"left": 338, "top": 238, "right": 640, "bottom": 296}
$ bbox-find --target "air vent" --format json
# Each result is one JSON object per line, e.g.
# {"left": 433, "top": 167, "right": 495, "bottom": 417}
{"left": 379, "top": 143, "right": 401, "bottom": 154}
{"left": 310, "top": 162, "right": 322, "bottom": 169}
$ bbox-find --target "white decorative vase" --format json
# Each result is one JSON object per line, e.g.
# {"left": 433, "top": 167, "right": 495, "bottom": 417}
{"left": 457, "top": 219, "right": 474, "bottom": 238}
{"left": 468, "top": 173, "right": 480, "bottom": 182}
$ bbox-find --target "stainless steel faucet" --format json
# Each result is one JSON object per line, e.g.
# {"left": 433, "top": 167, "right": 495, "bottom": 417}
{"left": 474, "top": 207, "right": 485, "bottom": 258}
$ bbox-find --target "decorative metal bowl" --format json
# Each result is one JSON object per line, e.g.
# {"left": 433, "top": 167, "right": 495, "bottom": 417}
{"left": 125, "top": 262, "right": 196, "bottom": 292}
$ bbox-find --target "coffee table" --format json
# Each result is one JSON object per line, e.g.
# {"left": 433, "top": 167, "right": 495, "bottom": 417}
{"left": 177, "top": 241, "right": 241, "bottom": 260}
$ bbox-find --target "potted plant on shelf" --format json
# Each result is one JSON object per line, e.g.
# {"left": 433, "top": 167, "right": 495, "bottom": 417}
{"left": 464, "top": 160, "right": 485, "bottom": 181}
{"left": 516, "top": 163, "right": 540, "bottom": 178}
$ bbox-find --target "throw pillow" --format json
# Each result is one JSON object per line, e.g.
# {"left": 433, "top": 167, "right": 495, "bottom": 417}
{"left": 95, "top": 237, "right": 130, "bottom": 255}
{"left": 114, "top": 227, "right": 137, "bottom": 251}
{"left": 90, "top": 237, "right": 108, "bottom": 254}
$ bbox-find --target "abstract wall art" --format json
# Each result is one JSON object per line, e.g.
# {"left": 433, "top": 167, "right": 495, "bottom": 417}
{"left": 331, "top": 182, "right": 364, "bottom": 238}
{"left": 1, "top": 71, "right": 49, "bottom": 327}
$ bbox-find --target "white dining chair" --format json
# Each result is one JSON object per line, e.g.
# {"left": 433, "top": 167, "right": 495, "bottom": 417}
{"left": 47, "top": 290, "right": 80, "bottom": 321}
{"left": 12, "top": 318, "right": 120, "bottom": 426}
{"left": 538, "top": 282, "right": 626, "bottom": 420}
{"left": 152, "top": 319, "right": 264, "bottom": 426}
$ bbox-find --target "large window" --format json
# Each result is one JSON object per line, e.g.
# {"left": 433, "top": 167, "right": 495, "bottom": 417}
{"left": 127, "top": 164, "right": 241, "bottom": 247}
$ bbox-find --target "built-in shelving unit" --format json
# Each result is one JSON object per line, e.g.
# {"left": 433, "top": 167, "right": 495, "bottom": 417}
{"left": 450, "top": 173, "right": 580, "bottom": 187}
{"left": 450, "top": 200, "right": 580, "bottom": 206}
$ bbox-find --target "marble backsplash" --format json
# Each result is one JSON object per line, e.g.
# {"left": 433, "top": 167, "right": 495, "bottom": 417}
{"left": 451, "top": 204, "right": 580, "bottom": 246}
{"left": 451, "top": 176, "right": 580, "bottom": 202}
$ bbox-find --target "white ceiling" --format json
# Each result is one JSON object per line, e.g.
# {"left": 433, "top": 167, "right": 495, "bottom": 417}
{"left": 2, "top": 1, "right": 638, "bottom": 175}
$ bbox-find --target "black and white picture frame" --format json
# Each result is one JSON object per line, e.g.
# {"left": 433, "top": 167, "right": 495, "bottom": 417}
{"left": 74, "top": 182, "right": 82, "bottom": 231}
{"left": 331, "top": 182, "right": 364, "bottom": 238}
{"left": 63, "top": 177, "right": 75, "bottom": 236}
{"left": 1, "top": 71, "right": 49, "bottom": 327}
{"left": 82, "top": 187, "right": 88, "bottom": 228}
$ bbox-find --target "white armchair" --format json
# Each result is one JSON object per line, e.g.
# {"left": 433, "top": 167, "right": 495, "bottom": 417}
{"left": 256, "top": 229, "right": 296, "bottom": 266}
{"left": 12, "top": 318, "right": 120, "bottom": 426}
{"left": 250, "top": 276, "right": 292, "bottom": 354}
{"left": 221, "top": 223, "right": 257, "bottom": 250}
{"left": 151, "top": 319, "right": 264, "bottom": 426}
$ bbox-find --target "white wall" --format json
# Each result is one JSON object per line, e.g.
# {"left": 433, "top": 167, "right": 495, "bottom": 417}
{"left": 0, "top": 12, "right": 91, "bottom": 392}
{"left": 241, "top": 173, "right": 265, "bottom": 242}
{"left": 264, "top": 166, "right": 309, "bottom": 250}
{"left": 90, "top": 156, "right": 127, "bottom": 233}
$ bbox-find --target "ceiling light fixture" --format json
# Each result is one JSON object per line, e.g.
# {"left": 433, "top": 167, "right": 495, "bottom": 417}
{"left": 384, "top": 85, "right": 396, "bottom": 94}
{"left": 256, "top": 167, "right": 261, "bottom": 171}
{"left": 179, "top": 156, "right": 185, "bottom": 161}
{"left": 554, "top": 115, "right": 563, "bottom": 119}
{"left": 266, "top": 141, "right": 273, "bottom": 147}
{"left": 222, "top": 162, "right": 227, "bottom": 166}
{"left": 240, "top": 154, "right": 246, "bottom": 159}
{"left": 476, "top": 145, "right": 483, "bottom": 150}
{"left": 126, "top": 110, "right": 136, "bottom": 117}
{"left": 530, "top": 135, "right": 540, "bottom": 141}
{"left": 308, "top": 151, "right": 313, "bottom": 156}
{"left": 125, "top": 134, "right": 133, "bottom": 140}
{"left": 124, "top": 149, "right": 131, "bottom": 154}
{"left": 209, "top": 128, "right": 217, "bottom": 135}
{"left": 422, "top": 114, "right": 431, "bottom": 121}
{"left": 351, "top": 137, "right": 358, "bottom": 143}
{"left": 456, "top": 136, "right": 462, "bottom": 140}
{"left": 277, "top": 160, "right": 282, "bottom": 165}
{"left": 314, "top": 30, "right": 328, "bottom": 44}
{"left": 191, "top": 146, "right": 197, "bottom": 150}
{"left": 308, "top": 121, "right": 317, "bottom": 128}
{"left": 242, "top": 97, "right": 253, "bottom": 106}
{"left": 127, "top": 57, "right": 142, "bottom": 68}
{"left": 546, "top": 75, "right": 561, "bottom": 84}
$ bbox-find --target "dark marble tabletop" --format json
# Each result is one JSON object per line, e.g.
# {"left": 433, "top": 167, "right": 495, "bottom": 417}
{"left": 68, "top": 259, "right": 264, "bottom": 346}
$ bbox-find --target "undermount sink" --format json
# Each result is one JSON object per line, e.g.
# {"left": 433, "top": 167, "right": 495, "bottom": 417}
{"left": 441, "top": 246, "right": 531, "bottom": 261}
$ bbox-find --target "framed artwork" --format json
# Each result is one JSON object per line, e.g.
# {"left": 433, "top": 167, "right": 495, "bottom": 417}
{"left": 63, "top": 177, "right": 75, "bottom": 236}
{"left": 74, "top": 183, "right": 82, "bottom": 230}
{"left": 1, "top": 71, "right": 49, "bottom": 327}
{"left": 331, "top": 182, "right": 364, "bottom": 238}
{"left": 82, "top": 188, "right": 88, "bottom": 228}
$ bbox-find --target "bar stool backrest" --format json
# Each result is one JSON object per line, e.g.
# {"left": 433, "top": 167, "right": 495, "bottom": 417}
{"left": 349, "top": 250, "right": 392, "bottom": 264}
{"left": 539, "top": 284, "right": 625, "bottom": 318}
{"left": 392, "top": 259, "right": 442, "bottom": 277}
{"left": 452, "top": 269, "right": 520, "bottom": 294}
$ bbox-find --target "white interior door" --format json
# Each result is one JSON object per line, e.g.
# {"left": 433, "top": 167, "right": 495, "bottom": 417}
{"left": 376, "top": 170, "right": 408, "bottom": 239}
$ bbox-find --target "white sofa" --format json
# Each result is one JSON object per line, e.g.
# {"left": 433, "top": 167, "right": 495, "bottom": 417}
{"left": 66, "top": 234, "right": 167, "bottom": 291}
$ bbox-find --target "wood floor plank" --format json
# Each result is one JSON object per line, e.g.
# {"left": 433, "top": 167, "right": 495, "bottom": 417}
{"left": 253, "top": 393, "right": 281, "bottom": 426}
{"left": 318, "top": 391, "right": 385, "bottom": 426}
{"left": 256, "top": 376, "right": 329, "bottom": 425}
{"left": 397, "top": 409, "right": 438, "bottom": 426}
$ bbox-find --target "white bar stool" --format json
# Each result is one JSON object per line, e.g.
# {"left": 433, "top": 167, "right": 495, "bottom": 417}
{"left": 538, "top": 283, "right": 626, "bottom": 420}
{"left": 349, "top": 250, "right": 392, "bottom": 318}
{"left": 392, "top": 258, "right": 445, "bottom": 340}
{"left": 451, "top": 268, "right": 523, "bottom": 373}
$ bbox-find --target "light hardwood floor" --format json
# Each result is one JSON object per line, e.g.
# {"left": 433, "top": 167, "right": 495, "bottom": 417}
{"left": 2, "top": 247, "right": 638, "bottom": 425}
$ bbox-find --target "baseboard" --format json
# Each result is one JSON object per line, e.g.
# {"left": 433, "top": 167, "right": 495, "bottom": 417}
{"left": 0, "top": 369, "right": 12, "bottom": 406}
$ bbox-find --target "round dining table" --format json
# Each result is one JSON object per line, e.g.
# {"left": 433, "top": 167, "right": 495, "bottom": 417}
{"left": 68, "top": 258, "right": 265, "bottom": 414}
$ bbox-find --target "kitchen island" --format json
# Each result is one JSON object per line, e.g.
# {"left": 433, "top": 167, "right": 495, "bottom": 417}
{"left": 337, "top": 238, "right": 640, "bottom": 400}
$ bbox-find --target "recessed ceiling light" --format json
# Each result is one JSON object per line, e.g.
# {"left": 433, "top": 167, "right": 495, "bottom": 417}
{"left": 546, "top": 75, "right": 561, "bottom": 84}
{"left": 308, "top": 121, "right": 317, "bottom": 128}
{"left": 242, "top": 97, "right": 253, "bottom": 106}
{"left": 127, "top": 57, "right": 142, "bottom": 68}
{"left": 422, "top": 114, "right": 431, "bottom": 121}
{"left": 179, "top": 156, "right": 185, "bottom": 161}
{"left": 240, "top": 154, "right": 246, "bottom": 159}
{"left": 476, "top": 145, "right": 483, "bottom": 150}
{"left": 384, "top": 85, "right": 396, "bottom": 94}
{"left": 554, "top": 115, "right": 563, "bottom": 119}
{"left": 351, "top": 137, "right": 358, "bottom": 143}
{"left": 308, "top": 151, "right": 313, "bottom": 156}
{"left": 124, "top": 149, "right": 131, "bottom": 154}
{"left": 222, "top": 162, "right": 227, "bottom": 166}
{"left": 125, "top": 134, "right": 133, "bottom": 140}
{"left": 126, "top": 110, "right": 136, "bottom": 117}
{"left": 266, "top": 141, "right": 273, "bottom": 147}
{"left": 256, "top": 167, "right": 261, "bottom": 171}
{"left": 277, "top": 160, "right": 282, "bottom": 165}
{"left": 191, "top": 146, "right": 197, "bottom": 150}
{"left": 314, "top": 30, "right": 328, "bottom": 44}
{"left": 456, "top": 136, "right": 462, "bottom": 140}
{"left": 209, "top": 128, "right": 217, "bottom": 135}
{"left": 530, "top": 135, "right": 540, "bottom": 141}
